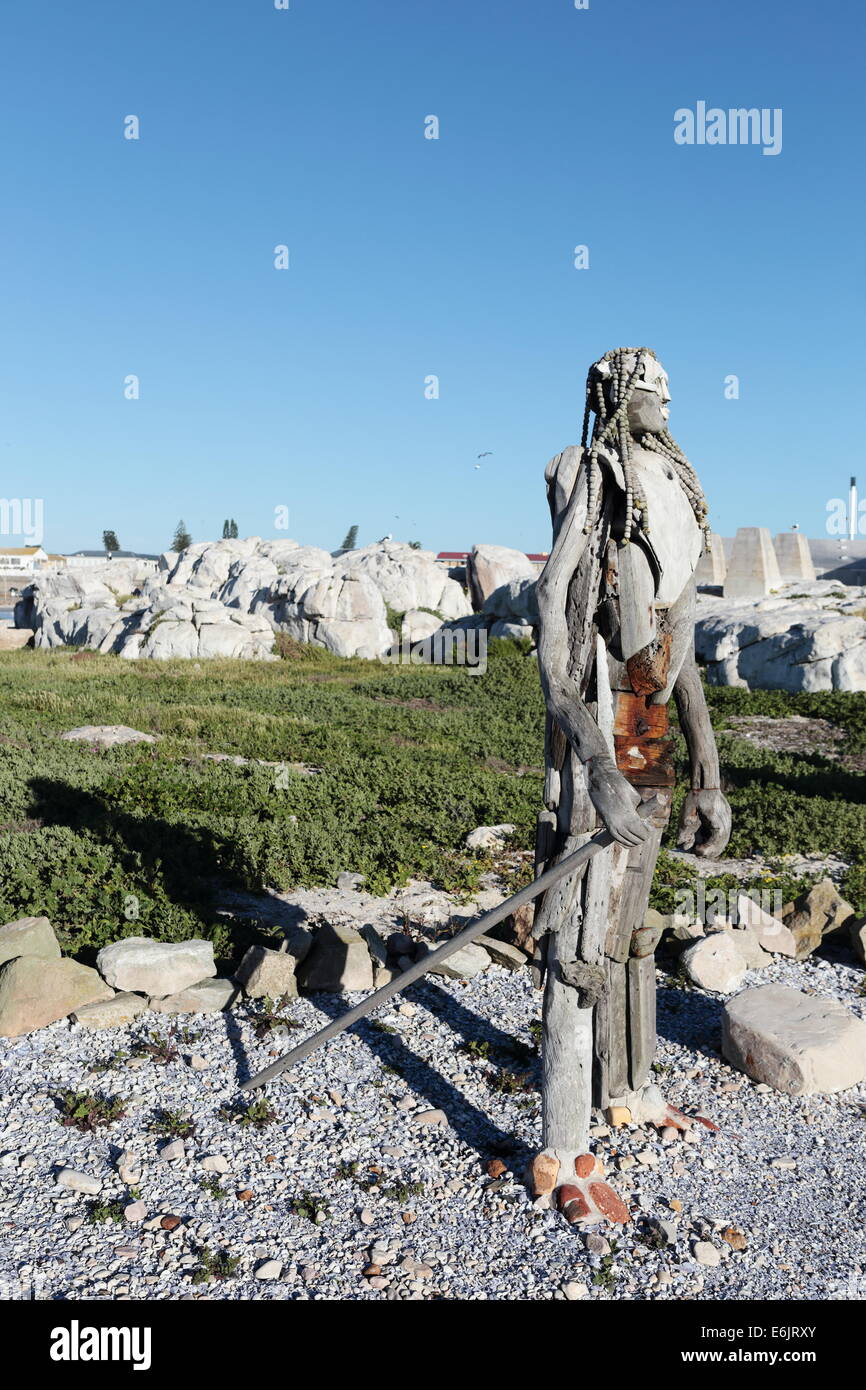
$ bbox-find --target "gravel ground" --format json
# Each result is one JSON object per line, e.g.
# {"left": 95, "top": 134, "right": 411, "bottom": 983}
{"left": 1, "top": 947, "right": 864, "bottom": 1302}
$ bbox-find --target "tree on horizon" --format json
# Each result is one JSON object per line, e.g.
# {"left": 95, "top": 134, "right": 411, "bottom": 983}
{"left": 340, "top": 524, "right": 359, "bottom": 551}
{"left": 172, "top": 519, "right": 192, "bottom": 552}
{"left": 102, "top": 530, "right": 120, "bottom": 554}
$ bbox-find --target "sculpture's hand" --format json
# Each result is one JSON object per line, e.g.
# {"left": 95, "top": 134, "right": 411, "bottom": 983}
{"left": 676, "top": 789, "right": 731, "bottom": 859}
{"left": 585, "top": 755, "right": 649, "bottom": 848}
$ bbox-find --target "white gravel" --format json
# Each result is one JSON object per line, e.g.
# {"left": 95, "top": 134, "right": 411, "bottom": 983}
{"left": 1, "top": 947, "right": 864, "bottom": 1301}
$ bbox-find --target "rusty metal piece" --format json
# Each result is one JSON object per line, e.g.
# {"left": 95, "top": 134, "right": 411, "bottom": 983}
{"left": 613, "top": 691, "right": 676, "bottom": 786}
{"left": 625, "top": 630, "right": 672, "bottom": 694}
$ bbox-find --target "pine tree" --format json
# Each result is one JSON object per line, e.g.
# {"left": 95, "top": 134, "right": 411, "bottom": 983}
{"left": 172, "top": 520, "right": 192, "bottom": 552}
{"left": 222, "top": 520, "right": 230, "bottom": 539}
{"left": 102, "top": 530, "right": 120, "bottom": 554}
{"left": 229, "top": 518, "right": 239, "bottom": 539}
{"left": 340, "top": 525, "right": 359, "bottom": 551}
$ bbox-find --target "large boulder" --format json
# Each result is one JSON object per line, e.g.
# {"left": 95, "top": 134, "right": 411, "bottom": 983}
{"left": 783, "top": 879, "right": 856, "bottom": 959}
{"left": 681, "top": 933, "right": 747, "bottom": 993}
{"left": 467, "top": 545, "right": 537, "bottom": 610}
{"left": 722, "top": 985, "right": 866, "bottom": 1095}
{"left": 0, "top": 957, "right": 113, "bottom": 1036}
{"left": 296, "top": 922, "right": 374, "bottom": 992}
{"left": 696, "top": 581, "right": 866, "bottom": 692}
{"left": 96, "top": 937, "right": 216, "bottom": 998}
{"left": 0, "top": 916, "right": 61, "bottom": 968}
{"left": 72, "top": 992, "right": 148, "bottom": 1029}
{"left": 149, "top": 978, "right": 237, "bottom": 1013}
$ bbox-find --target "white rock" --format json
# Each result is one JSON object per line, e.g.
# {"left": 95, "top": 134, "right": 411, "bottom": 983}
{"left": 96, "top": 937, "right": 216, "bottom": 998}
{"left": 56, "top": 1168, "right": 101, "bottom": 1195}
{"left": 722, "top": 984, "right": 866, "bottom": 1095}
{"left": 736, "top": 894, "right": 797, "bottom": 957}
{"left": 693, "top": 1241, "right": 721, "bottom": 1267}
{"left": 465, "top": 824, "right": 515, "bottom": 851}
{"left": 562, "top": 1280, "right": 589, "bottom": 1301}
{"left": 255, "top": 1260, "right": 283, "bottom": 1281}
{"left": 124, "top": 1200, "right": 146, "bottom": 1223}
{"left": 149, "top": 977, "right": 236, "bottom": 1013}
{"left": 158, "top": 1140, "right": 186, "bottom": 1163}
{"left": 681, "top": 933, "right": 747, "bottom": 993}
{"left": 60, "top": 725, "right": 157, "bottom": 747}
{"left": 427, "top": 943, "right": 489, "bottom": 981}
{"left": 72, "top": 992, "right": 147, "bottom": 1029}
{"left": 200, "top": 1155, "right": 230, "bottom": 1173}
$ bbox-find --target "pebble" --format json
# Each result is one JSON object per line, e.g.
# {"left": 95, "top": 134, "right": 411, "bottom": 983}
{"left": 158, "top": 1140, "right": 185, "bottom": 1163}
{"left": 124, "top": 1200, "right": 147, "bottom": 1223}
{"left": 562, "top": 1281, "right": 588, "bottom": 1301}
{"left": 255, "top": 1260, "right": 282, "bottom": 1281}
{"left": 584, "top": 1233, "right": 610, "bottom": 1256}
{"left": 412, "top": 1109, "right": 446, "bottom": 1127}
{"left": 200, "top": 1154, "right": 230, "bottom": 1173}
{"left": 693, "top": 1242, "right": 722, "bottom": 1267}
{"left": 56, "top": 1168, "right": 101, "bottom": 1195}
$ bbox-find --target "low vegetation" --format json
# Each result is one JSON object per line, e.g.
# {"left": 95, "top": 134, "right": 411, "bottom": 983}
{"left": 0, "top": 643, "right": 863, "bottom": 974}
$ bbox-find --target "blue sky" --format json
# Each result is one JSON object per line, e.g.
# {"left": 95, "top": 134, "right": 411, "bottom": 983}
{"left": 0, "top": 0, "right": 863, "bottom": 556}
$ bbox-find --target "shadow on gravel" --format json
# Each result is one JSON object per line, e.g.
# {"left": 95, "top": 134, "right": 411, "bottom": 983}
{"left": 295, "top": 979, "right": 536, "bottom": 1169}
{"left": 656, "top": 983, "right": 725, "bottom": 1060}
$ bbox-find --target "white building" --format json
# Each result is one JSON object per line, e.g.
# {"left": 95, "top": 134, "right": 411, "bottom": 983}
{"left": 0, "top": 546, "right": 48, "bottom": 574}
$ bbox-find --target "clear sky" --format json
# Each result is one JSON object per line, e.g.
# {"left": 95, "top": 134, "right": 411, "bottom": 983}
{"left": 0, "top": 0, "right": 863, "bottom": 556}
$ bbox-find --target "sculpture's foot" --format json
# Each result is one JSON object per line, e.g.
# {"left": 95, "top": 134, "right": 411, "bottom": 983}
{"left": 528, "top": 1151, "right": 630, "bottom": 1227}
{"left": 606, "top": 1083, "right": 718, "bottom": 1134}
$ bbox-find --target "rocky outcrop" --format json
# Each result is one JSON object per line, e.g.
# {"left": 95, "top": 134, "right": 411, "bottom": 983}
{"left": 696, "top": 581, "right": 866, "bottom": 692}
{"left": 17, "top": 538, "right": 472, "bottom": 662}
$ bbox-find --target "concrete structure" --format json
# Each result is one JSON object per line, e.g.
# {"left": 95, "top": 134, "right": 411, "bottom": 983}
{"left": 695, "top": 532, "right": 726, "bottom": 587}
{"left": 724, "top": 527, "right": 782, "bottom": 599}
{"left": 774, "top": 531, "right": 816, "bottom": 584}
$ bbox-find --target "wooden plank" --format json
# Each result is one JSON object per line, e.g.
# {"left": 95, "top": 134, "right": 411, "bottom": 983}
{"left": 605, "top": 959, "right": 630, "bottom": 1098}
{"left": 627, "top": 954, "right": 656, "bottom": 1090}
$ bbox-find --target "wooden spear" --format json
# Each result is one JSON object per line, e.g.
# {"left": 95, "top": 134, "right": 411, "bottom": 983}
{"left": 240, "top": 796, "right": 659, "bottom": 1091}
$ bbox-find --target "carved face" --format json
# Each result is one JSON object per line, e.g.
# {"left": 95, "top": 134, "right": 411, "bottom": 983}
{"left": 596, "top": 351, "right": 670, "bottom": 435}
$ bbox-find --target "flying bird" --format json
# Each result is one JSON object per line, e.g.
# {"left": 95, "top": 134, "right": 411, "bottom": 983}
{"left": 477, "top": 451, "right": 493, "bottom": 459}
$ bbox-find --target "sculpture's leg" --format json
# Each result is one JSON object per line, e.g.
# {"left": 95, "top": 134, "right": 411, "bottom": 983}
{"left": 594, "top": 784, "right": 717, "bottom": 1133}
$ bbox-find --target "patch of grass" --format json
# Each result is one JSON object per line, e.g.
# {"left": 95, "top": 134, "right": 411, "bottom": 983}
{"left": 592, "top": 1239, "right": 621, "bottom": 1290}
{"left": 148, "top": 1108, "right": 196, "bottom": 1139}
{"left": 199, "top": 1175, "right": 228, "bottom": 1202}
{"left": 219, "top": 1097, "right": 277, "bottom": 1129}
{"left": 290, "top": 1191, "right": 331, "bottom": 1223}
{"left": 380, "top": 1180, "right": 425, "bottom": 1202}
{"left": 190, "top": 1246, "right": 240, "bottom": 1284}
{"left": 250, "top": 993, "right": 299, "bottom": 1040}
{"left": 132, "top": 1029, "right": 180, "bottom": 1065}
{"left": 87, "top": 1199, "right": 125, "bottom": 1224}
{"left": 1, "top": 645, "right": 863, "bottom": 962}
{"left": 56, "top": 1090, "right": 126, "bottom": 1132}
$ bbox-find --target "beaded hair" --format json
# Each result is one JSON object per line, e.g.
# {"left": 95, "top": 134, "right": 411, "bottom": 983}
{"left": 580, "top": 346, "right": 709, "bottom": 547}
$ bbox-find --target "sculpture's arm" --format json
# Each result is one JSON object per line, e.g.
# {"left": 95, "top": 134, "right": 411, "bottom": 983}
{"left": 673, "top": 646, "right": 732, "bottom": 858}
{"left": 536, "top": 458, "right": 649, "bottom": 849}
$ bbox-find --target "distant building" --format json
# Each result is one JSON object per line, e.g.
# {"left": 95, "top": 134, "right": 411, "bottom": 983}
{"left": 62, "top": 549, "right": 160, "bottom": 571}
{"left": 0, "top": 545, "right": 48, "bottom": 574}
{"left": 435, "top": 550, "right": 549, "bottom": 575}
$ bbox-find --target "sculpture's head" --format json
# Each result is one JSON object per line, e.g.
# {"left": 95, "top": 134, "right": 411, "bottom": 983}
{"left": 580, "top": 346, "right": 707, "bottom": 543}
{"left": 590, "top": 348, "right": 670, "bottom": 436}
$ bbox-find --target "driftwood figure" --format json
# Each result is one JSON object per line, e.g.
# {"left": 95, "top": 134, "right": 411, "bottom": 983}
{"left": 531, "top": 346, "right": 731, "bottom": 1222}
